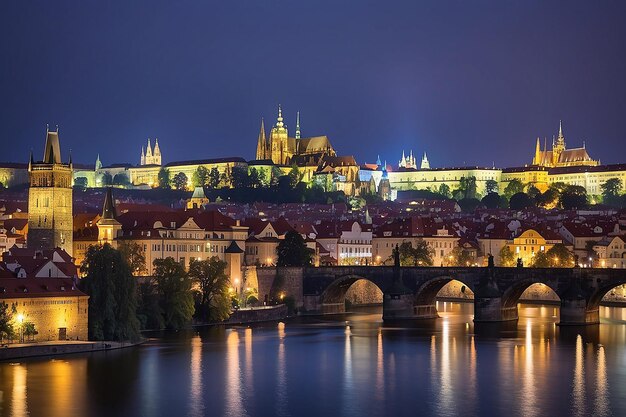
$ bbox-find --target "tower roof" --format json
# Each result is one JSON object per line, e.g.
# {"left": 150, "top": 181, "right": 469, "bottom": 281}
{"left": 101, "top": 187, "right": 117, "bottom": 220}
{"left": 43, "top": 127, "right": 62, "bottom": 164}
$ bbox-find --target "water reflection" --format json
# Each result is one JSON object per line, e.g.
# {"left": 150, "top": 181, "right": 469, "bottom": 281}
{"left": 276, "top": 322, "right": 287, "bottom": 417}
{"left": 225, "top": 330, "right": 247, "bottom": 417}
{"left": 189, "top": 335, "right": 204, "bottom": 417}
{"left": 572, "top": 335, "right": 586, "bottom": 417}
{"left": 10, "top": 365, "right": 27, "bottom": 417}
{"left": 0, "top": 303, "right": 626, "bottom": 417}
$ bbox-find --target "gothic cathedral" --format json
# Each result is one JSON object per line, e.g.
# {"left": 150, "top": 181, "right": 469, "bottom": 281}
{"left": 27, "top": 127, "right": 73, "bottom": 255}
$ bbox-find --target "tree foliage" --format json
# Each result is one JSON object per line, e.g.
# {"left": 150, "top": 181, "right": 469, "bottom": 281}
{"left": 117, "top": 241, "right": 147, "bottom": 276}
{"left": 559, "top": 185, "right": 588, "bottom": 210}
{"left": 498, "top": 246, "right": 516, "bottom": 267}
{"left": 546, "top": 244, "right": 574, "bottom": 267}
{"left": 531, "top": 251, "right": 551, "bottom": 268}
{"left": 485, "top": 179, "right": 498, "bottom": 194}
{"left": 509, "top": 192, "right": 534, "bottom": 210}
{"left": 188, "top": 257, "right": 231, "bottom": 322}
{"left": 277, "top": 231, "right": 314, "bottom": 267}
{"left": 158, "top": 168, "right": 171, "bottom": 189}
{"left": 172, "top": 172, "right": 189, "bottom": 190}
{"left": 601, "top": 178, "right": 623, "bottom": 207}
{"left": 503, "top": 179, "right": 524, "bottom": 198}
{"left": 136, "top": 278, "right": 164, "bottom": 330}
{"left": 396, "top": 240, "right": 434, "bottom": 266}
{"left": 0, "top": 302, "right": 14, "bottom": 342}
{"left": 74, "top": 176, "right": 88, "bottom": 189}
{"left": 192, "top": 166, "right": 209, "bottom": 187}
{"left": 112, "top": 173, "right": 130, "bottom": 186}
{"left": 208, "top": 167, "right": 221, "bottom": 188}
{"left": 448, "top": 246, "right": 474, "bottom": 266}
{"left": 80, "top": 244, "right": 141, "bottom": 342}
{"left": 152, "top": 257, "right": 195, "bottom": 329}
{"left": 438, "top": 183, "right": 452, "bottom": 199}
{"left": 482, "top": 192, "right": 505, "bottom": 209}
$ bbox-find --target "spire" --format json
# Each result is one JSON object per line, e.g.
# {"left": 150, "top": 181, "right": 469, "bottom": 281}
{"left": 559, "top": 120, "right": 563, "bottom": 138}
{"left": 420, "top": 151, "right": 430, "bottom": 170}
{"left": 256, "top": 118, "right": 267, "bottom": 160}
{"left": 295, "top": 111, "right": 301, "bottom": 139}
{"left": 68, "top": 149, "right": 72, "bottom": 166}
{"left": 376, "top": 155, "right": 381, "bottom": 167}
{"left": 276, "top": 104, "right": 284, "bottom": 128}
{"left": 28, "top": 149, "right": 33, "bottom": 170}
{"left": 101, "top": 187, "right": 117, "bottom": 220}
{"left": 96, "top": 154, "right": 102, "bottom": 170}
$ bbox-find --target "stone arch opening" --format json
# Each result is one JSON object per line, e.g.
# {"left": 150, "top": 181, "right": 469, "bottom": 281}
{"left": 320, "top": 275, "right": 384, "bottom": 314}
{"left": 413, "top": 276, "right": 475, "bottom": 317}
{"left": 499, "top": 280, "right": 561, "bottom": 321}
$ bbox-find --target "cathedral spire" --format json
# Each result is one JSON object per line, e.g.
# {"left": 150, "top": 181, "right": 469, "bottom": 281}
{"left": 276, "top": 104, "right": 284, "bottom": 128}
{"left": 96, "top": 154, "right": 102, "bottom": 170}
{"left": 295, "top": 111, "right": 301, "bottom": 139}
{"left": 256, "top": 118, "right": 267, "bottom": 160}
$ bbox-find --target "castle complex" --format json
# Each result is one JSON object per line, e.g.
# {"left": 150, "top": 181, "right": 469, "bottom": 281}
{"left": 531, "top": 121, "right": 599, "bottom": 168}
{"left": 27, "top": 127, "right": 73, "bottom": 256}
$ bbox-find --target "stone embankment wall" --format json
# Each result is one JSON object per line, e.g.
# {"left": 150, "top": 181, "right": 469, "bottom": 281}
{"left": 227, "top": 305, "right": 288, "bottom": 324}
{"left": 256, "top": 267, "right": 304, "bottom": 306}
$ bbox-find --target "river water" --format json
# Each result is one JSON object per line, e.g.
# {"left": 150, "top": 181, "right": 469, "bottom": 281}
{"left": 1, "top": 303, "right": 626, "bottom": 417}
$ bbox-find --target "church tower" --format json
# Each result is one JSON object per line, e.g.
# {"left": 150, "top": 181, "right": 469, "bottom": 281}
{"left": 255, "top": 118, "right": 267, "bottom": 160}
{"left": 97, "top": 187, "right": 122, "bottom": 244}
{"left": 27, "top": 126, "right": 73, "bottom": 256}
{"left": 420, "top": 152, "right": 430, "bottom": 169}
{"left": 153, "top": 138, "right": 162, "bottom": 165}
{"left": 270, "top": 105, "right": 289, "bottom": 165}
{"left": 140, "top": 146, "right": 145, "bottom": 165}
{"left": 532, "top": 137, "right": 541, "bottom": 165}
{"left": 552, "top": 121, "right": 566, "bottom": 166}
{"left": 145, "top": 139, "right": 153, "bottom": 165}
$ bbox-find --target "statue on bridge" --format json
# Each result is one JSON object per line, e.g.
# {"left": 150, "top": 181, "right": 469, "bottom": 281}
{"left": 517, "top": 258, "right": 523, "bottom": 268}
{"left": 393, "top": 244, "right": 400, "bottom": 267}
{"left": 488, "top": 254, "right": 494, "bottom": 268}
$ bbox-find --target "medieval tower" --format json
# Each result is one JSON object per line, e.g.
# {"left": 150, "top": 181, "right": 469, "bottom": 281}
{"left": 27, "top": 126, "right": 73, "bottom": 256}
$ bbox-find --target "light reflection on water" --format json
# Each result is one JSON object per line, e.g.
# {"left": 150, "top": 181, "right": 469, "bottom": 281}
{"left": 1, "top": 303, "right": 626, "bottom": 417}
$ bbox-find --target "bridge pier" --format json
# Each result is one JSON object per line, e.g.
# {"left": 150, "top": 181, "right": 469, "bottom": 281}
{"left": 559, "top": 299, "right": 599, "bottom": 326}
{"left": 473, "top": 297, "right": 519, "bottom": 322}
{"left": 382, "top": 294, "right": 439, "bottom": 321}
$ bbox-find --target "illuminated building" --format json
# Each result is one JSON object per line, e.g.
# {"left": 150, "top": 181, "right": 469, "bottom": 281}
{"left": 27, "top": 127, "right": 73, "bottom": 256}
{"left": 531, "top": 121, "right": 599, "bottom": 168}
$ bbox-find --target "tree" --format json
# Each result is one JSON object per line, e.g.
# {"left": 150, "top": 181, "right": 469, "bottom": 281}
{"left": 249, "top": 168, "right": 262, "bottom": 189}
{"left": 396, "top": 240, "right": 434, "bottom": 266}
{"left": 482, "top": 192, "right": 503, "bottom": 209}
{"left": 438, "top": 183, "right": 452, "bottom": 199}
{"left": 231, "top": 166, "right": 249, "bottom": 189}
{"left": 536, "top": 188, "right": 560, "bottom": 209}
{"left": 503, "top": 179, "right": 524, "bottom": 198}
{"left": 100, "top": 172, "right": 113, "bottom": 186}
{"left": 560, "top": 185, "right": 587, "bottom": 210}
{"left": 158, "top": 168, "right": 171, "bottom": 189}
{"left": 601, "top": 178, "right": 623, "bottom": 206}
{"left": 112, "top": 173, "right": 130, "bottom": 186}
{"left": 277, "top": 230, "right": 314, "bottom": 266}
{"left": 485, "top": 179, "right": 498, "bottom": 195}
{"left": 117, "top": 241, "right": 147, "bottom": 276}
{"left": 458, "top": 197, "right": 481, "bottom": 213}
{"left": 153, "top": 257, "right": 195, "bottom": 329}
{"left": 526, "top": 184, "right": 540, "bottom": 200}
{"left": 498, "top": 246, "right": 515, "bottom": 267}
{"left": 288, "top": 165, "right": 304, "bottom": 188}
{"left": 80, "top": 244, "right": 141, "bottom": 342}
{"left": 188, "top": 257, "right": 231, "bottom": 322}
{"left": 136, "top": 278, "right": 164, "bottom": 330}
{"left": 192, "top": 166, "right": 209, "bottom": 188}
{"left": 172, "top": 172, "right": 188, "bottom": 190}
{"left": 458, "top": 176, "right": 477, "bottom": 199}
{"left": 448, "top": 246, "right": 474, "bottom": 266}
{"left": 270, "top": 166, "right": 283, "bottom": 187}
{"left": 23, "top": 322, "right": 37, "bottom": 341}
{"left": 531, "top": 251, "right": 550, "bottom": 268}
{"left": 0, "top": 302, "right": 14, "bottom": 342}
{"left": 74, "top": 176, "right": 88, "bottom": 189}
{"left": 546, "top": 244, "right": 574, "bottom": 267}
{"left": 208, "top": 167, "right": 220, "bottom": 189}
{"left": 509, "top": 192, "right": 534, "bottom": 210}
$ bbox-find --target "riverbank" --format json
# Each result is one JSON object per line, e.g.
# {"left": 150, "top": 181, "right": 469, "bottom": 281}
{"left": 0, "top": 339, "right": 145, "bottom": 361}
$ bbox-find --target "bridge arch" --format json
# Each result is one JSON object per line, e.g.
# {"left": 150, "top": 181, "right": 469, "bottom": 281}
{"left": 500, "top": 278, "right": 560, "bottom": 310}
{"left": 320, "top": 274, "right": 385, "bottom": 314}
{"left": 414, "top": 275, "right": 475, "bottom": 308}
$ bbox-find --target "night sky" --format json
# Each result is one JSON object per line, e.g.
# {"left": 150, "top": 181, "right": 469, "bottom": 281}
{"left": 1, "top": 1, "right": 625, "bottom": 168}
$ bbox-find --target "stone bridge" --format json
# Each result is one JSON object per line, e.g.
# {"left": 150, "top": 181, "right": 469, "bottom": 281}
{"left": 256, "top": 265, "right": 626, "bottom": 325}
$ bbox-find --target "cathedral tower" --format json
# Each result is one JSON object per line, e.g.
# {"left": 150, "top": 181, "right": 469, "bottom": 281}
{"left": 552, "top": 121, "right": 566, "bottom": 166}
{"left": 153, "top": 138, "right": 162, "bottom": 165}
{"left": 27, "top": 126, "right": 73, "bottom": 255}
{"left": 270, "top": 105, "right": 290, "bottom": 165}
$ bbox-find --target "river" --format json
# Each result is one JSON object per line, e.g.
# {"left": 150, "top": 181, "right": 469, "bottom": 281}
{"left": 1, "top": 303, "right": 626, "bottom": 417}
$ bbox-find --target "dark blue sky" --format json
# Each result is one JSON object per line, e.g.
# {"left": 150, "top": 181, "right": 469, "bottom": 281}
{"left": 1, "top": 1, "right": 625, "bottom": 168}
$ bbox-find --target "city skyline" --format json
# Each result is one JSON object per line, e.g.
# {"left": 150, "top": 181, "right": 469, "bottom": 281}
{"left": 2, "top": 1, "right": 626, "bottom": 166}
